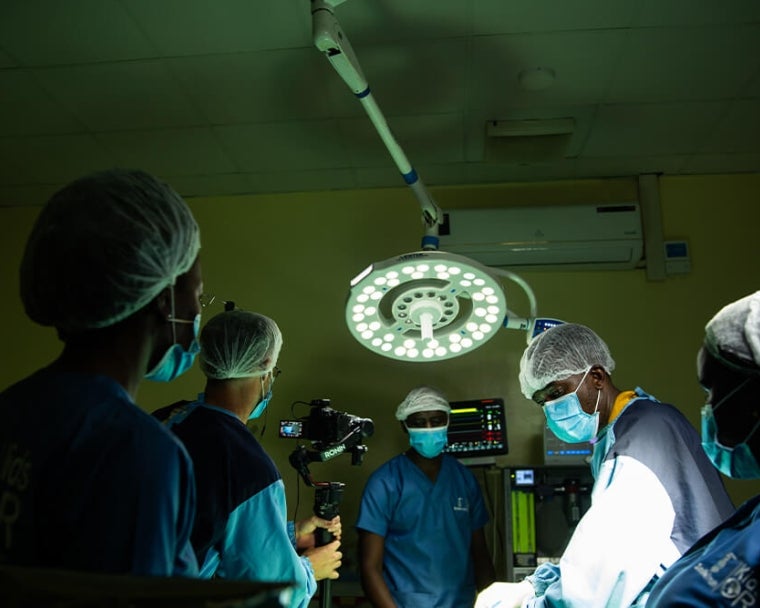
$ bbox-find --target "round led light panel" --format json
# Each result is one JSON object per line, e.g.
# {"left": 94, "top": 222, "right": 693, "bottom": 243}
{"left": 345, "top": 250, "right": 507, "bottom": 362}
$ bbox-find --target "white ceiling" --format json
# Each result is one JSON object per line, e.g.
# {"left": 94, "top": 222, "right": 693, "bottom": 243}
{"left": 1, "top": 0, "right": 759, "bottom": 207}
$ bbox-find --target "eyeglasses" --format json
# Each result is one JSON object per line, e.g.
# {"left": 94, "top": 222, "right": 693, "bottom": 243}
{"left": 272, "top": 366, "right": 282, "bottom": 378}
{"left": 199, "top": 293, "right": 216, "bottom": 308}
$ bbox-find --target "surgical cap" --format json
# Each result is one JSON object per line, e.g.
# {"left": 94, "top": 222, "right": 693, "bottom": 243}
{"left": 20, "top": 168, "right": 200, "bottom": 334}
{"left": 199, "top": 310, "right": 283, "bottom": 380}
{"left": 704, "top": 291, "right": 760, "bottom": 369}
{"left": 395, "top": 386, "right": 451, "bottom": 421}
{"left": 519, "top": 323, "right": 616, "bottom": 399}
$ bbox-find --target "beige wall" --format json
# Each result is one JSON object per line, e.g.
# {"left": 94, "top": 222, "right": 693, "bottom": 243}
{"left": 2, "top": 173, "right": 760, "bottom": 577}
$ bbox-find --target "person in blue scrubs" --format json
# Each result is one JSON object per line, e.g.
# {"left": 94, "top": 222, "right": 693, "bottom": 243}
{"left": 476, "top": 323, "right": 735, "bottom": 608}
{"left": 648, "top": 291, "right": 760, "bottom": 606}
{"left": 152, "top": 309, "right": 342, "bottom": 608}
{"left": 0, "top": 169, "right": 202, "bottom": 576}
{"left": 356, "top": 386, "right": 496, "bottom": 607}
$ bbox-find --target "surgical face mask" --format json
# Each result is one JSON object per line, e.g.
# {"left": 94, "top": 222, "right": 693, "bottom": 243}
{"left": 407, "top": 425, "right": 448, "bottom": 459}
{"left": 701, "top": 378, "right": 760, "bottom": 479}
{"left": 543, "top": 368, "right": 601, "bottom": 444}
{"left": 249, "top": 371, "right": 275, "bottom": 420}
{"left": 145, "top": 313, "right": 201, "bottom": 383}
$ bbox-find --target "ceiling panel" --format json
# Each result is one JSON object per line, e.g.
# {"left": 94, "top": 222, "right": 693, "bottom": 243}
{"left": 33, "top": 60, "right": 205, "bottom": 131}
{"left": 607, "top": 25, "right": 760, "bottom": 103}
{"left": 0, "top": 133, "right": 117, "bottom": 183}
{"left": 0, "top": 0, "right": 155, "bottom": 66}
{"left": 631, "top": 0, "right": 760, "bottom": 27}
{"left": 325, "top": 0, "right": 471, "bottom": 42}
{"left": 214, "top": 120, "right": 352, "bottom": 172}
{"left": 583, "top": 101, "right": 727, "bottom": 157}
{"left": 96, "top": 127, "right": 238, "bottom": 176}
{"left": 471, "top": 0, "right": 637, "bottom": 34}
{"left": 165, "top": 48, "right": 355, "bottom": 125}
{"left": 122, "top": 0, "right": 310, "bottom": 56}
{"left": 0, "top": 70, "right": 83, "bottom": 136}
{"left": 467, "top": 30, "right": 628, "bottom": 113}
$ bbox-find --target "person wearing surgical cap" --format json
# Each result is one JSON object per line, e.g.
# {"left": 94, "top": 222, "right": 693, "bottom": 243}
{"left": 0, "top": 168, "right": 202, "bottom": 576}
{"left": 152, "top": 309, "right": 342, "bottom": 608}
{"left": 476, "top": 323, "right": 734, "bottom": 608}
{"left": 356, "top": 385, "right": 495, "bottom": 608}
{"left": 648, "top": 291, "right": 760, "bottom": 606}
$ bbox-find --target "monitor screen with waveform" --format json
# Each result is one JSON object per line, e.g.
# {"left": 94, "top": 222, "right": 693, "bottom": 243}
{"left": 445, "top": 398, "right": 508, "bottom": 465}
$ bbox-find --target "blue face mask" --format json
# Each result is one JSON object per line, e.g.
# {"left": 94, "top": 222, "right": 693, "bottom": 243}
{"left": 407, "top": 426, "right": 449, "bottom": 459}
{"left": 701, "top": 378, "right": 760, "bottom": 479}
{"left": 248, "top": 372, "right": 275, "bottom": 420}
{"left": 543, "top": 368, "right": 601, "bottom": 444}
{"left": 145, "top": 314, "right": 201, "bottom": 383}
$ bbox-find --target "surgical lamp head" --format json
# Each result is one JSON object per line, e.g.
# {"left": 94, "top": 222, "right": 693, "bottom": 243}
{"left": 346, "top": 250, "right": 508, "bottom": 362}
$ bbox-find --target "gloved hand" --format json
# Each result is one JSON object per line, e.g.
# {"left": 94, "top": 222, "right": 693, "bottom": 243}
{"left": 475, "top": 580, "right": 534, "bottom": 608}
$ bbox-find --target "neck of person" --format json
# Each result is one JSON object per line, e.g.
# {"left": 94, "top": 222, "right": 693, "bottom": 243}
{"left": 405, "top": 447, "right": 443, "bottom": 482}
{"left": 51, "top": 313, "right": 153, "bottom": 400}
{"left": 204, "top": 377, "right": 262, "bottom": 424}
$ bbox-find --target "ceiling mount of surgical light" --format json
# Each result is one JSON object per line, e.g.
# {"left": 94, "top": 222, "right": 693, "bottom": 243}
{"left": 311, "top": 0, "right": 556, "bottom": 362}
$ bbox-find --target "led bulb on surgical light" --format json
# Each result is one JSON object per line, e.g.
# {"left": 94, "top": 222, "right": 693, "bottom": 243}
{"left": 346, "top": 251, "right": 507, "bottom": 362}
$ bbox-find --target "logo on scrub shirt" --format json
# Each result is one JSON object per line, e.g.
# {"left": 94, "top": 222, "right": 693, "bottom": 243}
{"left": 453, "top": 497, "right": 470, "bottom": 512}
{"left": 693, "top": 551, "right": 757, "bottom": 605}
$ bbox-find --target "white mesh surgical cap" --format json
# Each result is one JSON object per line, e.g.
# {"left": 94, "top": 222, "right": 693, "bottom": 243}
{"left": 200, "top": 310, "right": 283, "bottom": 380}
{"left": 20, "top": 168, "right": 200, "bottom": 334}
{"left": 704, "top": 291, "right": 760, "bottom": 368}
{"left": 395, "top": 386, "right": 451, "bottom": 421}
{"left": 519, "top": 323, "right": 616, "bottom": 399}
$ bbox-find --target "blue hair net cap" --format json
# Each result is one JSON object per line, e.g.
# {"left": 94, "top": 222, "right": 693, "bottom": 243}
{"left": 20, "top": 168, "right": 200, "bottom": 334}
{"left": 519, "top": 323, "right": 616, "bottom": 399}
{"left": 704, "top": 291, "right": 760, "bottom": 368}
{"left": 200, "top": 310, "right": 283, "bottom": 380}
{"left": 395, "top": 386, "right": 451, "bottom": 421}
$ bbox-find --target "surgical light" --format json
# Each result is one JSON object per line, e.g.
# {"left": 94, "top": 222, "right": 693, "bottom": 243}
{"left": 312, "top": 0, "right": 556, "bottom": 362}
{"left": 346, "top": 251, "right": 507, "bottom": 362}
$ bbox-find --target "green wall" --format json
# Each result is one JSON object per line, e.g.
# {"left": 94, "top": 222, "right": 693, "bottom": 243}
{"left": 2, "top": 173, "right": 759, "bottom": 578}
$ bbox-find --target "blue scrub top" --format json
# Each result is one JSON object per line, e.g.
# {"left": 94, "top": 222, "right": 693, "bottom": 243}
{"left": 0, "top": 369, "right": 198, "bottom": 576}
{"left": 647, "top": 495, "right": 760, "bottom": 607}
{"left": 153, "top": 399, "right": 316, "bottom": 608}
{"left": 356, "top": 453, "right": 489, "bottom": 608}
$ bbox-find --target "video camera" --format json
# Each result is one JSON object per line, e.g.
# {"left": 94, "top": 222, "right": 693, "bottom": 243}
{"left": 279, "top": 399, "right": 374, "bottom": 449}
{"left": 280, "top": 399, "right": 374, "bottom": 484}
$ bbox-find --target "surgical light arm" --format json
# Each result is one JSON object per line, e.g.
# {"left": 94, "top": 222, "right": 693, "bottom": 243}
{"left": 312, "top": 0, "right": 562, "bottom": 347}
{"left": 311, "top": 0, "right": 442, "bottom": 243}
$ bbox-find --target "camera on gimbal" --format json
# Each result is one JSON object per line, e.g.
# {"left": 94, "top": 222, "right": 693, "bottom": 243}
{"left": 279, "top": 398, "right": 374, "bottom": 454}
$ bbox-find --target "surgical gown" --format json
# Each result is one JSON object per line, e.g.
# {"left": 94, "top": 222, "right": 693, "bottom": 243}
{"left": 647, "top": 494, "right": 760, "bottom": 606}
{"left": 356, "top": 452, "right": 489, "bottom": 608}
{"left": 0, "top": 369, "right": 198, "bottom": 576}
{"left": 525, "top": 389, "right": 735, "bottom": 608}
{"left": 153, "top": 398, "right": 316, "bottom": 608}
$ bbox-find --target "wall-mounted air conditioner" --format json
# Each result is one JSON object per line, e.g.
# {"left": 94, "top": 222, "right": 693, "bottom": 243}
{"left": 438, "top": 203, "right": 643, "bottom": 270}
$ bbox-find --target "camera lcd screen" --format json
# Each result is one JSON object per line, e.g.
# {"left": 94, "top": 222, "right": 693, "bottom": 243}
{"left": 444, "top": 398, "right": 508, "bottom": 461}
{"left": 279, "top": 420, "right": 304, "bottom": 438}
